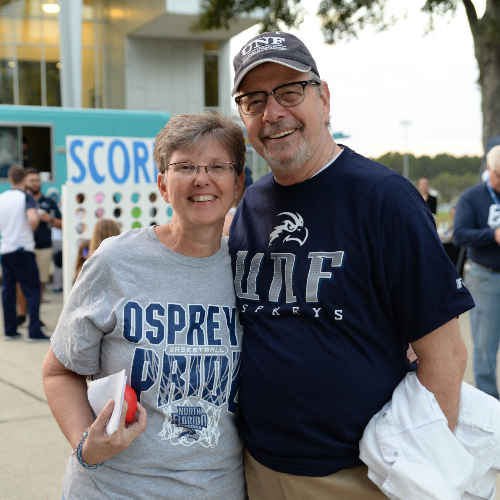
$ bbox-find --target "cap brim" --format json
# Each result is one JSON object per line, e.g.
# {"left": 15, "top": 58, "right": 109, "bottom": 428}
{"left": 232, "top": 57, "right": 315, "bottom": 96}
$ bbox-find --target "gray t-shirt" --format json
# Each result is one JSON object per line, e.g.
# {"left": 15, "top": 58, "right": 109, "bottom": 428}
{"left": 51, "top": 227, "right": 245, "bottom": 500}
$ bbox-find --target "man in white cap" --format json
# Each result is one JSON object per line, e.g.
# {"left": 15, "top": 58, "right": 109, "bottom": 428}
{"left": 229, "top": 32, "right": 475, "bottom": 498}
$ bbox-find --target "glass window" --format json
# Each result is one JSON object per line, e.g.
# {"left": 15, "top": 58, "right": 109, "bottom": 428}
{"left": 204, "top": 52, "right": 218, "bottom": 107}
{"left": 42, "top": 17, "right": 58, "bottom": 45}
{"left": 0, "top": 15, "right": 14, "bottom": 42}
{"left": 0, "top": 0, "right": 104, "bottom": 108}
{"left": 82, "top": 21, "right": 94, "bottom": 46}
{"left": 0, "top": 126, "right": 20, "bottom": 179}
{"left": 82, "top": 0, "right": 94, "bottom": 20}
{"left": 21, "top": 0, "right": 42, "bottom": 16}
{"left": 203, "top": 41, "right": 219, "bottom": 51}
{"left": 95, "top": 47, "right": 103, "bottom": 108}
{"left": 22, "top": 125, "right": 51, "bottom": 173}
{"left": 0, "top": 45, "right": 15, "bottom": 104}
{"left": 17, "top": 45, "right": 42, "bottom": 105}
{"left": 0, "top": 1, "right": 17, "bottom": 16}
{"left": 82, "top": 47, "right": 95, "bottom": 108}
{"left": 17, "top": 16, "right": 41, "bottom": 43}
{"left": 44, "top": 46, "right": 60, "bottom": 106}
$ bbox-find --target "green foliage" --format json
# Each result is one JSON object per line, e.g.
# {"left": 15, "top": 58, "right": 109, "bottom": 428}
{"left": 431, "top": 171, "right": 478, "bottom": 202}
{"left": 373, "top": 152, "right": 481, "bottom": 201}
{"left": 196, "top": 0, "right": 463, "bottom": 42}
{"left": 318, "top": 0, "right": 395, "bottom": 43}
{"left": 193, "top": 0, "right": 306, "bottom": 33}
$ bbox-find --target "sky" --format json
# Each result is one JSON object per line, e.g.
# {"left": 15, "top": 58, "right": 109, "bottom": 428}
{"left": 229, "top": 0, "right": 487, "bottom": 159}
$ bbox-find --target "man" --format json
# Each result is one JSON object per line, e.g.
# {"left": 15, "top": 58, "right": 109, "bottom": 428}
{"left": 22, "top": 137, "right": 33, "bottom": 169}
{"left": 24, "top": 168, "right": 62, "bottom": 303}
{"left": 417, "top": 177, "right": 437, "bottom": 214}
{"left": 0, "top": 166, "right": 50, "bottom": 341}
{"left": 454, "top": 145, "right": 500, "bottom": 398}
{"left": 229, "top": 32, "right": 474, "bottom": 498}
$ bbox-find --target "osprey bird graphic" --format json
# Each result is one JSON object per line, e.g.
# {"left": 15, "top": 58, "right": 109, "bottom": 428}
{"left": 269, "top": 212, "right": 309, "bottom": 247}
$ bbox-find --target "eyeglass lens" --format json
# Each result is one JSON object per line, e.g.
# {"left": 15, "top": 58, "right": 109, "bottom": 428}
{"left": 239, "top": 82, "right": 307, "bottom": 115}
{"left": 170, "top": 163, "right": 234, "bottom": 178}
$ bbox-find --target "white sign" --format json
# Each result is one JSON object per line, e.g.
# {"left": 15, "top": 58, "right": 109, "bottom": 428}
{"left": 66, "top": 135, "right": 157, "bottom": 186}
{"left": 63, "top": 135, "right": 173, "bottom": 302}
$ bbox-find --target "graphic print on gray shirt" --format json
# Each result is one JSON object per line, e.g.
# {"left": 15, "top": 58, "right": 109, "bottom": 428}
{"left": 51, "top": 227, "right": 245, "bottom": 500}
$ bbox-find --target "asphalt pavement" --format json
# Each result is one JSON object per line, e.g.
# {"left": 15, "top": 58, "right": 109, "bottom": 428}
{"left": 0, "top": 288, "right": 498, "bottom": 499}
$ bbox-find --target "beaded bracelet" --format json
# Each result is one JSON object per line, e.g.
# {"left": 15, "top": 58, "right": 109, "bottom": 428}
{"left": 71, "top": 427, "right": 104, "bottom": 470}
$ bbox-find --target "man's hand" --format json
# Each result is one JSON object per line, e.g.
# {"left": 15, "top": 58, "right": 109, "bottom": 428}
{"left": 495, "top": 227, "right": 500, "bottom": 245}
{"left": 38, "top": 211, "right": 52, "bottom": 223}
{"left": 80, "top": 398, "right": 147, "bottom": 465}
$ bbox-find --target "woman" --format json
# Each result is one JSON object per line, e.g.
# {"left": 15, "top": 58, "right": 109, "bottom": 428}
{"left": 73, "top": 238, "right": 90, "bottom": 283}
{"left": 42, "top": 112, "right": 246, "bottom": 500}
{"left": 73, "top": 219, "right": 120, "bottom": 283}
{"left": 88, "top": 218, "right": 121, "bottom": 257}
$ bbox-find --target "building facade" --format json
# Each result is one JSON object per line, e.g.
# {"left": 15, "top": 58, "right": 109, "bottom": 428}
{"left": 0, "top": 0, "right": 259, "bottom": 113}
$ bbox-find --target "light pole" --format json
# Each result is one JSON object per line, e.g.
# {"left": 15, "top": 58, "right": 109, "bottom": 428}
{"left": 400, "top": 120, "right": 411, "bottom": 180}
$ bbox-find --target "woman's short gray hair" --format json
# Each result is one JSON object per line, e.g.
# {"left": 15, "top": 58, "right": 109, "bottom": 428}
{"left": 153, "top": 112, "right": 246, "bottom": 177}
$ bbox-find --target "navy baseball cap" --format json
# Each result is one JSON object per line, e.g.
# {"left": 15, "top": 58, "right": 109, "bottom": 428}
{"left": 232, "top": 32, "right": 321, "bottom": 96}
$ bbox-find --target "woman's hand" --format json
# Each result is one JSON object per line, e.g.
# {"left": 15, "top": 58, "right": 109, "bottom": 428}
{"left": 80, "top": 398, "right": 147, "bottom": 466}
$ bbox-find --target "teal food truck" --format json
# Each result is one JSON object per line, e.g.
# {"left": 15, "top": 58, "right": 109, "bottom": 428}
{"left": 0, "top": 105, "right": 170, "bottom": 193}
{"left": 0, "top": 105, "right": 170, "bottom": 296}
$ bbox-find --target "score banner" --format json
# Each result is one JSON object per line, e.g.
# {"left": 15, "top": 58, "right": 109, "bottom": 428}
{"left": 63, "top": 135, "right": 173, "bottom": 300}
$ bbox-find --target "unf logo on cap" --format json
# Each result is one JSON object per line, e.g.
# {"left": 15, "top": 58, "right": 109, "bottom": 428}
{"left": 241, "top": 36, "right": 286, "bottom": 56}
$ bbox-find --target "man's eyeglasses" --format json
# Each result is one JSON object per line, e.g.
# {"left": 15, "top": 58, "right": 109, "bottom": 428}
{"left": 235, "top": 80, "right": 319, "bottom": 116}
{"left": 167, "top": 162, "right": 235, "bottom": 178}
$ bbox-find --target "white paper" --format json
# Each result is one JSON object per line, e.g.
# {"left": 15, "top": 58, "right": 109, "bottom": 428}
{"left": 87, "top": 370, "right": 126, "bottom": 436}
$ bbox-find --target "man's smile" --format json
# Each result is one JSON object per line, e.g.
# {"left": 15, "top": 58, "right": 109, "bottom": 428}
{"left": 268, "top": 129, "right": 297, "bottom": 139}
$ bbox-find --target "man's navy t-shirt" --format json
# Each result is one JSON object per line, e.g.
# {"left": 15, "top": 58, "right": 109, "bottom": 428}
{"left": 229, "top": 147, "right": 474, "bottom": 476}
{"left": 34, "top": 194, "right": 61, "bottom": 249}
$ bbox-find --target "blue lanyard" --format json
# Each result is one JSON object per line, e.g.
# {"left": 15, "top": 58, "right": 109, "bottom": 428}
{"left": 487, "top": 181, "right": 500, "bottom": 210}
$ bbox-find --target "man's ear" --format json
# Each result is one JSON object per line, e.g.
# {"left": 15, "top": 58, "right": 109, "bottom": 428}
{"left": 318, "top": 81, "right": 331, "bottom": 124}
{"left": 157, "top": 173, "right": 169, "bottom": 203}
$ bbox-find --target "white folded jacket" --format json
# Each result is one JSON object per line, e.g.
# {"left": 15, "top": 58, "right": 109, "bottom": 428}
{"left": 359, "top": 372, "right": 500, "bottom": 500}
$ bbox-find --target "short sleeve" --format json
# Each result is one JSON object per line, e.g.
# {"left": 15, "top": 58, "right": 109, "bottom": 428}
{"left": 25, "top": 193, "right": 36, "bottom": 210}
{"left": 50, "top": 253, "right": 117, "bottom": 375}
{"left": 383, "top": 206, "right": 475, "bottom": 342}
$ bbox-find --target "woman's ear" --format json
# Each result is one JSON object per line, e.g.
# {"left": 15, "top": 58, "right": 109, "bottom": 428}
{"left": 234, "top": 172, "right": 245, "bottom": 202}
{"left": 158, "top": 173, "right": 169, "bottom": 203}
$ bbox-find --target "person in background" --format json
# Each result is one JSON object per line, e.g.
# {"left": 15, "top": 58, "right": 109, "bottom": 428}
{"left": 25, "top": 168, "right": 62, "bottom": 300}
{"left": 222, "top": 187, "right": 245, "bottom": 237}
{"left": 454, "top": 144, "right": 500, "bottom": 398}
{"left": 229, "top": 31, "right": 473, "bottom": 498}
{"left": 73, "top": 239, "right": 90, "bottom": 284}
{"left": 42, "top": 112, "right": 246, "bottom": 500}
{"left": 417, "top": 177, "right": 437, "bottom": 215}
{"left": 72, "top": 220, "right": 120, "bottom": 284}
{"left": 22, "top": 136, "right": 33, "bottom": 169}
{"left": 88, "top": 219, "right": 121, "bottom": 258}
{"left": 47, "top": 187, "right": 63, "bottom": 292}
{"left": 440, "top": 206, "right": 465, "bottom": 277}
{"left": 0, "top": 166, "right": 49, "bottom": 341}
{"left": 16, "top": 168, "right": 62, "bottom": 327}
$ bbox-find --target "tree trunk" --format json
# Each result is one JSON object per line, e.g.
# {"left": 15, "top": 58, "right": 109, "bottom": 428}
{"left": 468, "top": 0, "right": 500, "bottom": 150}
{"left": 475, "top": 35, "right": 500, "bottom": 149}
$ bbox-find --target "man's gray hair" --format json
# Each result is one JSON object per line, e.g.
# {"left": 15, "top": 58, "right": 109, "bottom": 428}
{"left": 486, "top": 145, "right": 500, "bottom": 172}
{"left": 309, "top": 72, "right": 331, "bottom": 131}
{"left": 153, "top": 111, "right": 246, "bottom": 177}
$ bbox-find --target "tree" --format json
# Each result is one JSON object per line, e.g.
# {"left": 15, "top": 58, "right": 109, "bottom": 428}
{"left": 196, "top": 0, "right": 500, "bottom": 150}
